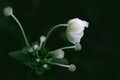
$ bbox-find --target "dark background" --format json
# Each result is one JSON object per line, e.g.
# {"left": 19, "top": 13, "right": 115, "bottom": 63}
{"left": 0, "top": 0, "right": 120, "bottom": 80}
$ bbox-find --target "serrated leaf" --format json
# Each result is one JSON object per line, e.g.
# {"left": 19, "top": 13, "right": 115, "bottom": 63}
{"left": 50, "top": 58, "right": 69, "bottom": 64}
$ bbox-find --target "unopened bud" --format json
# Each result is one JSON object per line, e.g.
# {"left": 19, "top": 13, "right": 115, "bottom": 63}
{"left": 40, "top": 36, "right": 46, "bottom": 42}
{"left": 33, "top": 44, "right": 40, "bottom": 50}
{"left": 68, "top": 64, "right": 76, "bottom": 72}
{"left": 50, "top": 49, "right": 64, "bottom": 58}
{"left": 74, "top": 43, "right": 82, "bottom": 51}
{"left": 27, "top": 47, "right": 34, "bottom": 53}
{"left": 36, "top": 58, "right": 40, "bottom": 62}
{"left": 3, "top": 7, "right": 13, "bottom": 17}
{"left": 43, "top": 64, "right": 48, "bottom": 69}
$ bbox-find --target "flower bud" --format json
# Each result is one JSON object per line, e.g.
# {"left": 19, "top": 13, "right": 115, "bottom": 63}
{"left": 3, "top": 7, "right": 13, "bottom": 17}
{"left": 40, "top": 36, "right": 46, "bottom": 49}
{"left": 40, "top": 36, "right": 46, "bottom": 41}
{"left": 43, "top": 64, "right": 48, "bottom": 69}
{"left": 66, "top": 18, "right": 89, "bottom": 44}
{"left": 33, "top": 44, "right": 40, "bottom": 50}
{"left": 50, "top": 49, "right": 64, "bottom": 58}
{"left": 27, "top": 47, "right": 34, "bottom": 53}
{"left": 36, "top": 58, "right": 40, "bottom": 62}
{"left": 74, "top": 43, "right": 82, "bottom": 51}
{"left": 68, "top": 64, "right": 76, "bottom": 72}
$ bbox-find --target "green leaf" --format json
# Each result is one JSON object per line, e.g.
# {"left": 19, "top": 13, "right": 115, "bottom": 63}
{"left": 8, "top": 48, "right": 52, "bottom": 75}
{"left": 9, "top": 50, "right": 31, "bottom": 62}
{"left": 50, "top": 58, "right": 69, "bottom": 64}
{"left": 41, "top": 48, "right": 49, "bottom": 57}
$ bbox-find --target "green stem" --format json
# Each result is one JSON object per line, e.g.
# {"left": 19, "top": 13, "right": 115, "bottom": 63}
{"left": 11, "top": 13, "right": 30, "bottom": 47}
{"left": 47, "top": 61, "right": 69, "bottom": 68}
{"left": 58, "top": 45, "right": 75, "bottom": 50}
{"left": 42, "top": 24, "right": 68, "bottom": 48}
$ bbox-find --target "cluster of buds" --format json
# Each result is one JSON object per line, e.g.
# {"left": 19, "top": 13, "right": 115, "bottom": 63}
{"left": 3, "top": 7, "right": 89, "bottom": 73}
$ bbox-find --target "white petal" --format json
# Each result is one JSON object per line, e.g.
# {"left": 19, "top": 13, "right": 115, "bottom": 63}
{"left": 66, "top": 31, "right": 83, "bottom": 44}
{"left": 66, "top": 18, "right": 89, "bottom": 44}
{"left": 49, "top": 49, "right": 64, "bottom": 58}
{"left": 68, "top": 18, "right": 89, "bottom": 28}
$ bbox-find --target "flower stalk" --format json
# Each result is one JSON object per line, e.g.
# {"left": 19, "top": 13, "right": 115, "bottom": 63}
{"left": 3, "top": 7, "right": 30, "bottom": 47}
{"left": 42, "top": 24, "right": 68, "bottom": 48}
{"left": 47, "top": 61, "right": 76, "bottom": 72}
{"left": 11, "top": 13, "right": 30, "bottom": 47}
{"left": 58, "top": 45, "right": 76, "bottom": 50}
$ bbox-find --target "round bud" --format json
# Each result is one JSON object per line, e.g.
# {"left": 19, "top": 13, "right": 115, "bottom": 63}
{"left": 36, "top": 58, "right": 40, "bottom": 62}
{"left": 50, "top": 49, "right": 64, "bottom": 58}
{"left": 68, "top": 64, "right": 76, "bottom": 72}
{"left": 40, "top": 36, "right": 46, "bottom": 42}
{"left": 74, "top": 43, "right": 82, "bottom": 51}
{"left": 33, "top": 44, "right": 40, "bottom": 50}
{"left": 27, "top": 47, "right": 34, "bottom": 53}
{"left": 43, "top": 64, "right": 48, "bottom": 69}
{"left": 3, "top": 7, "right": 13, "bottom": 17}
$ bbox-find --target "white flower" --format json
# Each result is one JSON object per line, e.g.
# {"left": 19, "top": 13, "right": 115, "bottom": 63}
{"left": 66, "top": 18, "right": 89, "bottom": 44}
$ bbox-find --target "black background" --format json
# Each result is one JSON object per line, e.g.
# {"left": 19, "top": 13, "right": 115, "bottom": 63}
{"left": 0, "top": 0, "right": 120, "bottom": 80}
